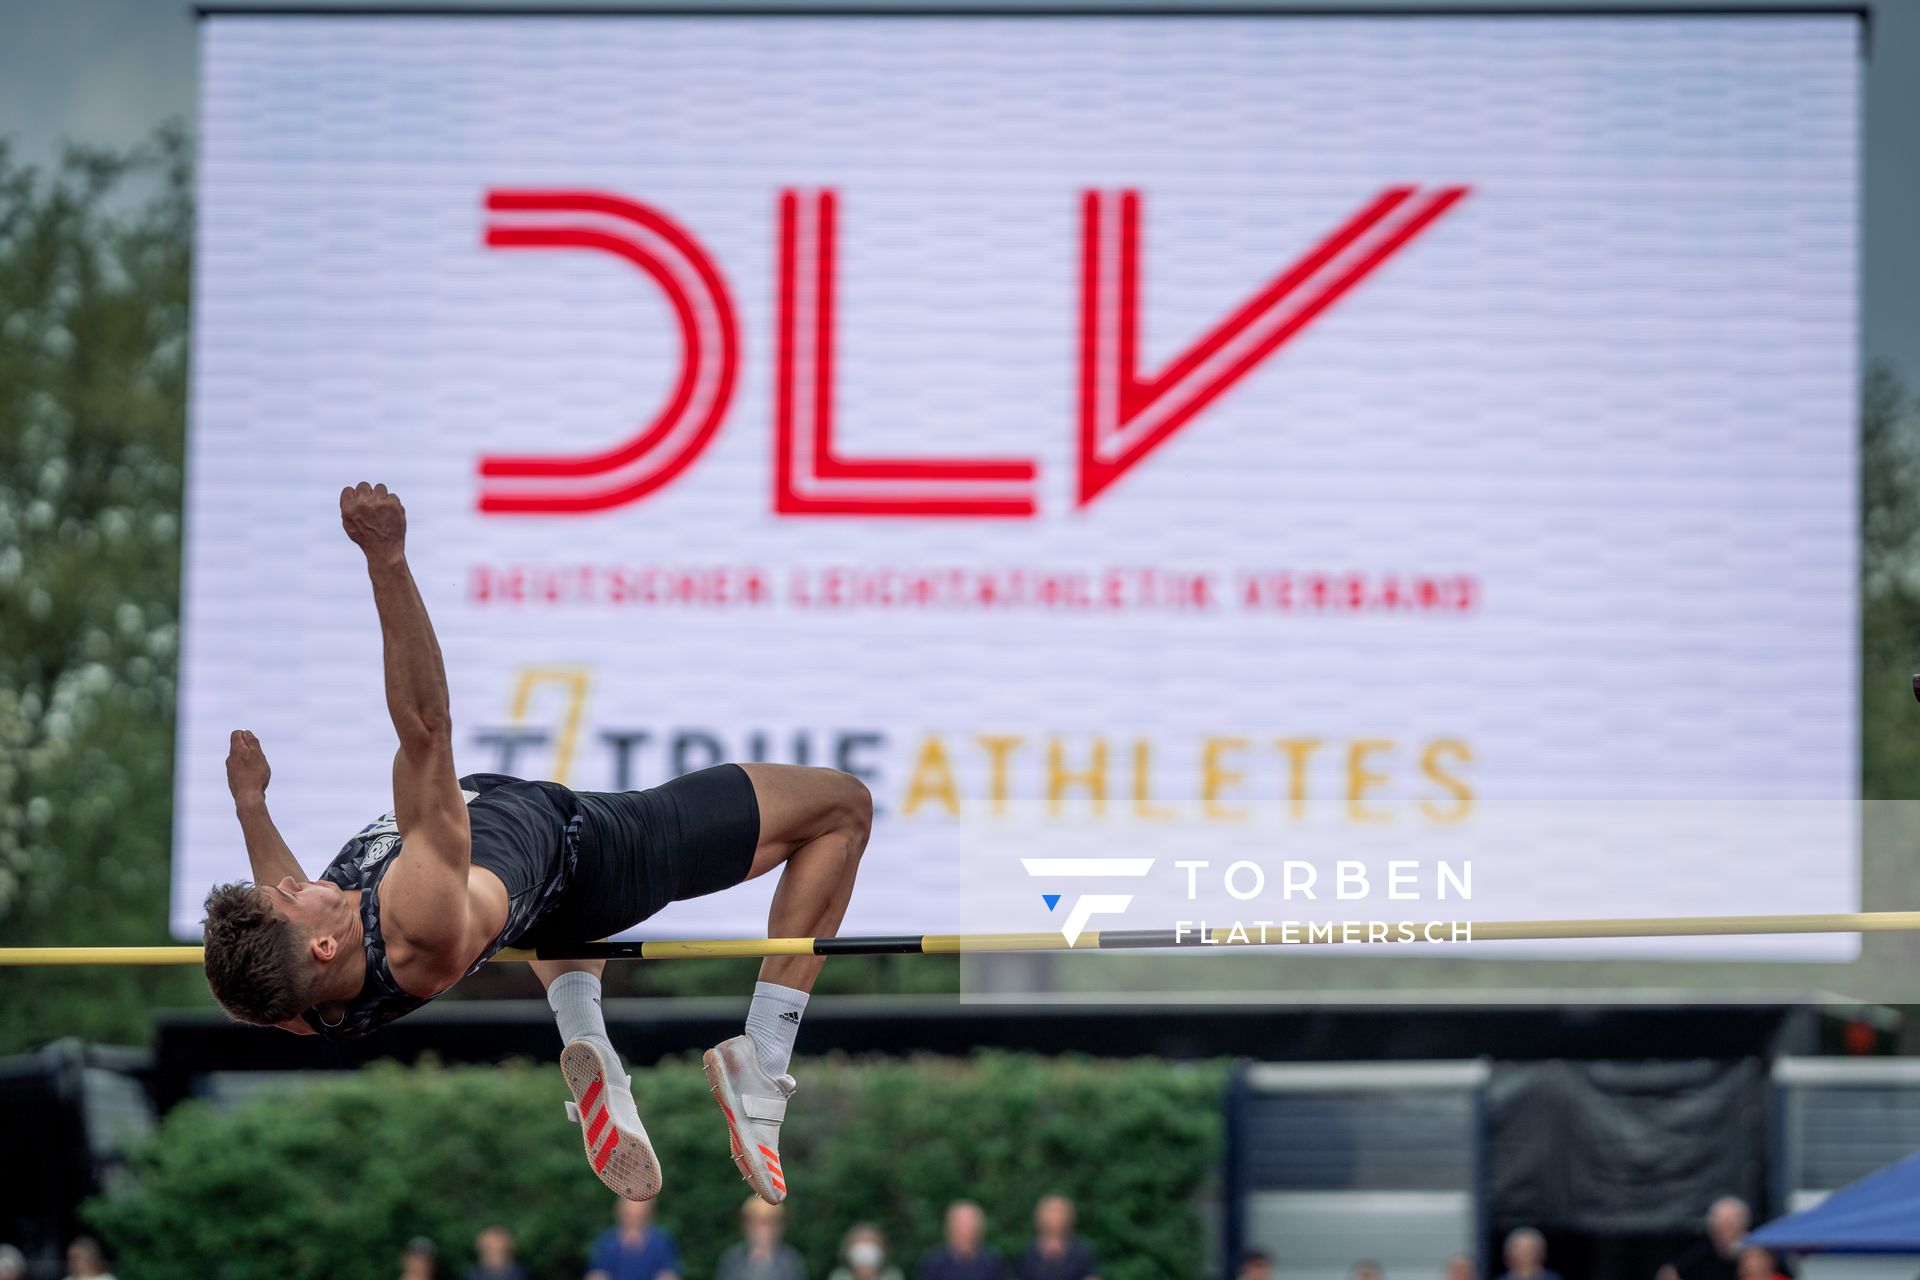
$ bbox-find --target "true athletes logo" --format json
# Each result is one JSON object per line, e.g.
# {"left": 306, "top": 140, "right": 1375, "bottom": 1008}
{"left": 476, "top": 185, "right": 1467, "bottom": 517}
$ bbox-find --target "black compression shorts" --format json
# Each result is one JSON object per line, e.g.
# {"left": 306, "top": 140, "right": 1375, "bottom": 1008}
{"left": 519, "top": 763, "right": 761, "bottom": 946}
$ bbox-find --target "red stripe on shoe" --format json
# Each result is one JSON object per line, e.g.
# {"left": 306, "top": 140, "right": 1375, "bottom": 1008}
{"left": 592, "top": 1128, "right": 619, "bottom": 1173}
{"left": 580, "top": 1076, "right": 604, "bottom": 1114}
{"left": 758, "top": 1144, "right": 778, "bottom": 1159}
{"left": 586, "top": 1105, "right": 608, "bottom": 1144}
{"left": 769, "top": 1174, "right": 786, "bottom": 1193}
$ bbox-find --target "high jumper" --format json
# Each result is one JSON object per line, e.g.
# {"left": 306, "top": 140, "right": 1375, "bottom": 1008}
{"left": 198, "top": 482, "right": 873, "bottom": 1206}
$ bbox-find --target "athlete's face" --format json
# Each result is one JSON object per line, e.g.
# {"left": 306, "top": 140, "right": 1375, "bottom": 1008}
{"left": 263, "top": 876, "right": 351, "bottom": 947}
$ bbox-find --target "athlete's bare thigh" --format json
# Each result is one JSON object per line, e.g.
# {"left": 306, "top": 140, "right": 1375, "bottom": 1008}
{"left": 737, "top": 763, "right": 872, "bottom": 880}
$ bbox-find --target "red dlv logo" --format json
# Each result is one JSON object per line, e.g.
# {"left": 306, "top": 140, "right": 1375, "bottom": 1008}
{"left": 479, "top": 184, "right": 1466, "bottom": 517}
{"left": 1078, "top": 186, "right": 1468, "bottom": 507}
{"left": 479, "top": 191, "right": 741, "bottom": 515}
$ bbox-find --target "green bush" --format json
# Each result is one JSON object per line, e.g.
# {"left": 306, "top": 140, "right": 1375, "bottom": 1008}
{"left": 86, "top": 1052, "right": 1226, "bottom": 1280}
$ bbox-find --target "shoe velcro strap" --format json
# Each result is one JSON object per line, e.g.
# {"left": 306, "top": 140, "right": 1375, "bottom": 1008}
{"left": 742, "top": 1093, "right": 787, "bottom": 1124}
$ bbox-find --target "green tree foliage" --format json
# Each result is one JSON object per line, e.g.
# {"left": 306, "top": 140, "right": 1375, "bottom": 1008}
{"left": 86, "top": 1053, "right": 1224, "bottom": 1280}
{"left": 1861, "top": 362, "right": 1920, "bottom": 800}
{"left": 0, "top": 127, "right": 212, "bottom": 1051}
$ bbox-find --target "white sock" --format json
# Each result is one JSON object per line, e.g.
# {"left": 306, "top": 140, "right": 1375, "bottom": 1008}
{"left": 744, "top": 981, "right": 809, "bottom": 1078}
{"left": 547, "top": 970, "right": 617, "bottom": 1063}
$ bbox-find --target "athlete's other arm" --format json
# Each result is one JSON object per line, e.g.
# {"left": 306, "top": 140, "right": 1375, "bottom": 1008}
{"left": 226, "top": 729, "right": 308, "bottom": 886}
{"left": 225, "top": 731, "right": 317, "bottom": 1035}
{"left": 339, "top": 482, "right": 484, "bottom": 992}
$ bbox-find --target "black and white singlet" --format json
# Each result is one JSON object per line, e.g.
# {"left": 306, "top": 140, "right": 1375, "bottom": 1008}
{"left": 302, "top": 773, "right": 581, "bottom": 1040}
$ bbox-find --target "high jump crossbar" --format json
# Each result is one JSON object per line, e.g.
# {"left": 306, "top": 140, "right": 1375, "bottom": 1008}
{"left": 4, "top": 912, "right": 1920, "bottom": 966}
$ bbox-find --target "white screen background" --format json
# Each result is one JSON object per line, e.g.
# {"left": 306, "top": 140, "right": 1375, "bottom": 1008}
{"left": 177, "top": 13, "right": 1860, "bottom": 958}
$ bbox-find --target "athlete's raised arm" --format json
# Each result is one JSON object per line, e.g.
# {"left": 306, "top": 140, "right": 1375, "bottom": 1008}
{"left": 225, "top": 729, "right": 308, "bottom": 886}
{"left": 340, "top": 482, "right": 481, "bottom": 985}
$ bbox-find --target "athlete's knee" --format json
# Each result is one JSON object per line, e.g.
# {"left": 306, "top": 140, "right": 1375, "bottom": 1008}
{"left": 805, "top": 769, "right": 872, "bottom": 871}
{"left": 830, "top": 770, "right": 873, "bottom": 847}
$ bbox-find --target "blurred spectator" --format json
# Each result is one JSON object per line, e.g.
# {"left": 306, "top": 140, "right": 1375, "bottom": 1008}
{"left": 61, "top": 1238, "right": 113, "bottom": 1280}
{"left": 588, "top": 1198, "right": 683, "bottom": 1280}
{"left": 1738, "top": 1248, "right": 1789, "bottom": 1280}
{"left": 1496, "top": 1229, "right": 1561, "bottom": 1280}
{"left": 716, "top": 1198, "right": 805, "bottom": 1280}
{"left": 403, "top": 1237, "right": 440, "bottom": 1280}
{"left": 0, "top": 1245, "right": 24, "bottom": 1280}
{"left": 917, "top": 1202, "right": 1008, "bottom": 1280}
{"left": 1446, "top": 1256, "right": 1479, "bottom": 1280}
{"left": 1237, "top": 1252, "right": 1274, "bottom": 1280}
{"left": 1016, "top": 1195, "right": 1099, "bottom": 1280}
{"left": 467, "top": 1225, "right": 530, "bottom": 1280}
{"left": 829, "top": 1224, "right": 904, "bottom": 1280}
{"left": 1351, "top": 1261, "right": 1386, "bottom": 1280}
{"left": 1657, "top": 1197, "right": 1752, "bottom": 1280}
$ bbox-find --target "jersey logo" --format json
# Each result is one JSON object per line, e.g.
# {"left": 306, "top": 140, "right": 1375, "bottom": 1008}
{"left": 356, "top": 831, "right": 402, "bottom": 870}
{"left": 346, "top": 789, "right": 482, "bottom": 868}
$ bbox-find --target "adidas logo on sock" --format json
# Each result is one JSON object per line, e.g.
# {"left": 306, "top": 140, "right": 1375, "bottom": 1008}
{"left": 778, "top": 1010, "right": 802, "bottom": 1024}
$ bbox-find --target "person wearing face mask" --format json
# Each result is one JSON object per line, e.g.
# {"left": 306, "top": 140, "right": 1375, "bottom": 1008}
{"left": 829, "top": 1224, "right": 903, "bottom": 1280}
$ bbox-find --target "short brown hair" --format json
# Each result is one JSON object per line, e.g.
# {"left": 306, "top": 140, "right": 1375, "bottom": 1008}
{"left": 202, "top": 882, "right": 315, "bottom": 1024}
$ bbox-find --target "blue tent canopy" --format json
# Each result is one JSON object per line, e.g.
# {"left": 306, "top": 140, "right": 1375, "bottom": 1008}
{"left": 1749, "top": 1152, "right": 1920, "bottom": 1254}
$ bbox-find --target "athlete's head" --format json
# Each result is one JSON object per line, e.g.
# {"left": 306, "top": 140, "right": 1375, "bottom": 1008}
{"left": 201, "top": 876, "right": 354, "bottom": 1024}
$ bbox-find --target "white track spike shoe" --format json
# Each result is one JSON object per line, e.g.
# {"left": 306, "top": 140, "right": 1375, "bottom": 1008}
{"left": 703, "top": 1034, "right": 796, "bottom": 1205}
{"left": 560, "top": 1038, "right": 662, "bottom": 1201}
